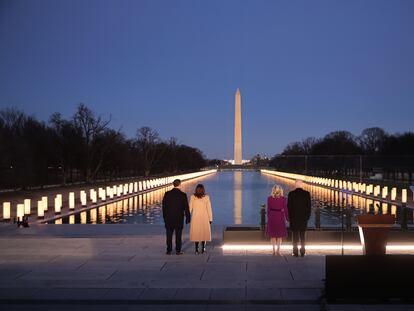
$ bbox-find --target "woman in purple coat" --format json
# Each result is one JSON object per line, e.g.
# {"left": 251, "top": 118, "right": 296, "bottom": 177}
{"left": 267, "top": 185, "right": 288, "bottom": 256}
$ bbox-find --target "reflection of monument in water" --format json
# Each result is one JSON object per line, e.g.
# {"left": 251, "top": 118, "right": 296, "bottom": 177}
{"left": 234, "top": 88, "right": 243, "bottom": 165}
{"left": 234, "top": 171, "right": 242, "bottom": 224}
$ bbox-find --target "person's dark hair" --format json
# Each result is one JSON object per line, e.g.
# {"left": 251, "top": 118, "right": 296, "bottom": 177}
{"left": 194, "top": 184, "right": 206, "bottom": 198}
{"left": 173, "top": 179, "right": 181, "bottom": 187}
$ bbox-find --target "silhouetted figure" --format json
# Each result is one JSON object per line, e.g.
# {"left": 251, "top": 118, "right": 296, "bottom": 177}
{"left": 288, "top": 180, "right": 311, "bottom": 257}
{"left": 368, "top": 203, "right": 375, "bottom": 214}
{"left": 162, "top": 179, "right": 190, "bottom": 255}
{"left": 14, "top": 216, "right": 29, "bottom": 228}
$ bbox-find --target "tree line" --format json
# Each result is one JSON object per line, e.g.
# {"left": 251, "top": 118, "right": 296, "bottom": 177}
{"left": 270, "top": 128, "right": 414, "bottom": 183}
{"left": 0, "top": 104, "right": 206, "bottom": 190}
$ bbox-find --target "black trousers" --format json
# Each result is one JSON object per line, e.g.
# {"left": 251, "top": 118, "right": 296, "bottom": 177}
{"left": 292, "top": 230, "right": 306, "bottom": 255}
{"left": 195, "top": 241, "right": 205, "bottom": 250}
{"left": 166, "top": 227, "right": 183, "bottom": 252}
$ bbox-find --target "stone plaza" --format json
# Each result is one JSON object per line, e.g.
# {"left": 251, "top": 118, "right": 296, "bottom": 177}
{"left": 0, "top": 223, "right": 413, "bottom": 311}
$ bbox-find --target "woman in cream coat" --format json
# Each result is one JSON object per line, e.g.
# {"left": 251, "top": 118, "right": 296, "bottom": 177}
{"left": 189, "top": 184, "right": 213, "bottom": 254}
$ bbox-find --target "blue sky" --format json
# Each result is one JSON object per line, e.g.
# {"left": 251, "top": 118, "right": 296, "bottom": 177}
{"left": 0, "top": 0, "right": 413, "bottom": 159}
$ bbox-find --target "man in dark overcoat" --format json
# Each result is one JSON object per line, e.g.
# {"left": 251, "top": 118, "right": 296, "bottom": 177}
{"left": 288, "top": 180, "right": 312, "bottom": 257}
{"left": 162, "top": 179, "right": 191, "bottom": 255}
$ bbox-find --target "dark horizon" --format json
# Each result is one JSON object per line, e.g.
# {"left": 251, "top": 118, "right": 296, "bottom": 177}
{"left": 2, "top": 104, "right": 414, "bottom": 160}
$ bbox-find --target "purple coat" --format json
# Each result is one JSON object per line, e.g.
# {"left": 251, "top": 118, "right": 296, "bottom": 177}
{"left": 266, "top": 196, "right": 288, "bottom": 238}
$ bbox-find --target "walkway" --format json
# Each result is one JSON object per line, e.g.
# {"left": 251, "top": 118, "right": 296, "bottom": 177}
{"left": 0, "top": 224, "right": 413, "bottom": 310}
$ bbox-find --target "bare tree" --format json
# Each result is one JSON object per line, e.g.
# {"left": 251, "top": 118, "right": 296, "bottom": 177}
{"left": 168, "top": 137, "right": 179, "bottom": 172}
{"left": 0, "top": 108, "right": 26, "bottom": 132}
{"left": 73, "top": 104, "right": 111, "bottom": 182}
{"left": 359, "top": 127, "right": 387, "bottom": 154}
{"left": 136, "top": 126, "right": 166, "bottom": 176}
{"left": 301, "top": 137, "right": 317, "bottom": 154}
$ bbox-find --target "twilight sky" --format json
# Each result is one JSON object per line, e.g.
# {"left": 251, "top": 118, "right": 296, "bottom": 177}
{"left": 0, "top": 0, "right": 413, "bottom": 159}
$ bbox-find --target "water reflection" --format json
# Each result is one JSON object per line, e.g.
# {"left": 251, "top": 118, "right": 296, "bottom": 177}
{"left": 50, "top": 170, "right": 413, "bottom": 227}
{"left": 234, "top": 171, "right": 242, "bottom": 224}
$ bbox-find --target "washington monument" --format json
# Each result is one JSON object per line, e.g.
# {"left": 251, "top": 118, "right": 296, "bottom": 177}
{"left": 234, "top": 88, "right": 243, "bottom": 165}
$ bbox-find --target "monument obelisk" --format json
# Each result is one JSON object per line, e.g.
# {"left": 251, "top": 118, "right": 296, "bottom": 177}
{"left": 234, "top": 88, "right": 242, "bottom": 165}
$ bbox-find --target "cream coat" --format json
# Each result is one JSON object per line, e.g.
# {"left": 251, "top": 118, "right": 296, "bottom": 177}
{"left": 189, "top": 194, "right": 213, "bottom": 242}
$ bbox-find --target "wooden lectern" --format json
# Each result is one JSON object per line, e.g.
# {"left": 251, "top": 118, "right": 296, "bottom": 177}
{"left": 357, "top": 214, "right": 395, "bottom": 255}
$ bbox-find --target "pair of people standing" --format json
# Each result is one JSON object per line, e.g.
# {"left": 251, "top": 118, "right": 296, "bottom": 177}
{"left": 162, "top": 179, "right": 213, "bottom": 255}
{"left": 266, "top": 180, "right": 311, "bottom": 257}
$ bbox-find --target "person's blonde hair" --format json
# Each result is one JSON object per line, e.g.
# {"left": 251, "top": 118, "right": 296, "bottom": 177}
{"left": 271, "top": 185, "right": 283, "bottom": 198}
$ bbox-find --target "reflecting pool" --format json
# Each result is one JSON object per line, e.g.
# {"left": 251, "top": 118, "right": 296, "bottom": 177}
{"left": 50, "top": 170, "right": 413, "bottom": 227}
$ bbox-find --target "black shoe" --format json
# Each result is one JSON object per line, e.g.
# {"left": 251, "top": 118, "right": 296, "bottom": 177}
{"left": 300, "top": 253, "right": 306, "bottom": 257}
{"left": 201, "top": 248, "right": 206, "bottom": 254}
{"left": 166, "top": 251, "right": 172, "bottom": 255}
{"left": 292, "top": 253, "right": 299, "bottom": 257}
{"left": 176, "top": 251, "right": 184, "bottom": 255}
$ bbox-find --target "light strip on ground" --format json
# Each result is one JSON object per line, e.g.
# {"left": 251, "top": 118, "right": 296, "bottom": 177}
{"left": 386, "top": 245, "right": 414, "bottom": 251}
{"left": 222, "top": 244, "right": 414, "bottom": 251}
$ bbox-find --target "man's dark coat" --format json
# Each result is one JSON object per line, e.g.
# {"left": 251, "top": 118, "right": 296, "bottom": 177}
{"left": 287, "top": 188, "right": 311, "bottom": 231}
{"left": 162, "top": 188, "right": 190, "bottom": 228}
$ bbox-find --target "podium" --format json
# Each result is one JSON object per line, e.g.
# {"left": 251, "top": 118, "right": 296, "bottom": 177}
{"left": 357, "top": 214, "right": 395, "bottom": 255}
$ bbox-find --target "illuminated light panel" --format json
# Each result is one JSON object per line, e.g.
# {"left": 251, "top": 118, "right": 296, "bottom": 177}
{"left": 69, "top": 192, "right": 75, "bottom": 209}
{"left": 0, "top": 169, "right": 217, "bottom": 225}
{"left": 386, "top": 245, "right": 414, "bottom": 251}
{"left": 222, "top": 244, "right": 362, "bottom": 251}
{"left": 222, "top": 244, "right": 414, "bottom": 251}
{"left": 24, "top": 199, "right": 31, "bottom": 215}
{"left": 37, "top": 200, "right": 44, "bottom": 218}
{"left": 382, "top": 187, "right": 388, "bottom": 199}
{"left": 16, "top": 204, "right": 24, "bottom": 222}
{"left": 2, "top": 202, "right": 11, "bottom": 220}
{"left": 80, "top": 191, "right": 87, "bottom": 206}
{"left": 42, "top": 196, "right": 48, "bottom": 212}
{"left": 402, "top": 189, "right": 407, "bottom": 203}
{"left": 261, "top": 169, "right": 410, "bottom": 206}
{"left": 391, "top": 187, "right": 397, "bottom": 201}
{"left": 54, "top": 195, "right": 62, "bottom": 213}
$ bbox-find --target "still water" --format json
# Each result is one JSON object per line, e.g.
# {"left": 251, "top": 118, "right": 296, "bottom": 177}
{"left": 51, "top": 170, "right": 412, "bottom": 227}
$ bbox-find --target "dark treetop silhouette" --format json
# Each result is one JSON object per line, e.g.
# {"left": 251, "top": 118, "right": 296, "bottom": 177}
{"left": 0, "top": 104, "right": 206, "bottom": 190}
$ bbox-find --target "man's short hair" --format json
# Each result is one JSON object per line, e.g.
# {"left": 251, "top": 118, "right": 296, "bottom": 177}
{"left": 173, "top": 179, "right": 181, "bottom": 187}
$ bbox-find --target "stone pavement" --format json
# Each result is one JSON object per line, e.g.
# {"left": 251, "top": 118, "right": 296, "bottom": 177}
{"left": 0, "top": 224, "right": 413, "bottom": 310}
